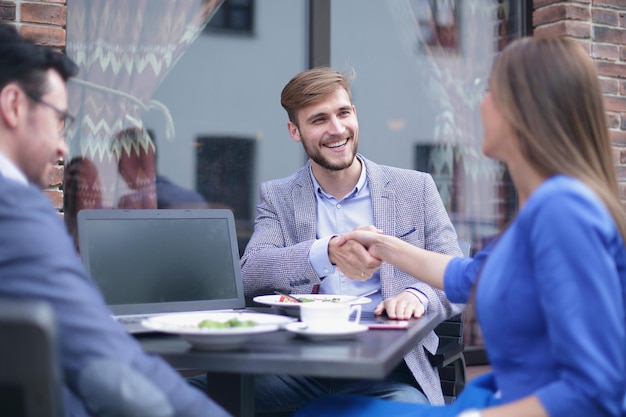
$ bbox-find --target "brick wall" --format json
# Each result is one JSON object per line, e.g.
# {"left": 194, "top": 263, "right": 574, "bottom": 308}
{"left": 533, "top": 0, "right": 626, "bottom": 204}
{"left": 1, "top": 1, "right": 625, "bottom": 210}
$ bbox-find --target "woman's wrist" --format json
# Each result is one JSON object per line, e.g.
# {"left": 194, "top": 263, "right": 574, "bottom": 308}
{"left": 457, "top": 409, "right": 482, "bottom": 417}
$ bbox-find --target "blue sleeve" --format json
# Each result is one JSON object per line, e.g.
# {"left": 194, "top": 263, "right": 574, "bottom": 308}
{"left": 528, "top": 188, "right": 625, "bottom": 417}
{"left": 443, "top": 244, "right": 491, "bottom": 304}
{"left": 0, "top": 183, "right": 230, "bottom": 417}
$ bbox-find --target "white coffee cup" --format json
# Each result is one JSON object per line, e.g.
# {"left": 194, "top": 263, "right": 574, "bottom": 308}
{"left": 299, "top": 302, "right": 362, "bottom": 330}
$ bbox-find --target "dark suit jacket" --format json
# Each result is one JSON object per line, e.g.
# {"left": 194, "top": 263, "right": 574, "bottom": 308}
{"left": 241, "top": 155, "right": 464, "bottom": 405}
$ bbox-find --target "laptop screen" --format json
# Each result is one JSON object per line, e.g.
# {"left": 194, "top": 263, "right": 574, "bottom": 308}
{"left": 77, "top": 209, "right": 245, "bottom": 315}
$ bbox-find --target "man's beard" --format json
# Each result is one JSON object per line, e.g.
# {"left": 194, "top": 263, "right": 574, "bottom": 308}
{"left": 301, "top": 136, "right": 358, "bottom": 171}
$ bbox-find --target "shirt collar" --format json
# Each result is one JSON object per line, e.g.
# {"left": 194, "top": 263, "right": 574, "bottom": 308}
{"left": 0, "top": 151, "right": 28, "bottom": 185}
{"left": 310, "top": 155, "right": 368, "bottom": 201}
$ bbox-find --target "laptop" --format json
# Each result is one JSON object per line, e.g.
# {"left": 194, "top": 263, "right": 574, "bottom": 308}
{"left": 76, "top": 208, "right": 246, "bottom": 333}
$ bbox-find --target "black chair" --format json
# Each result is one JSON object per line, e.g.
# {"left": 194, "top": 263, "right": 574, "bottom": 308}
{"left": 0, "top": 299, "right": 64, "bottom": 417}
{"left": 428, "top": 240, "right": 469, "bottom": 403}
{"left": 429, "top": 313, "right": 466, "bottom": 403}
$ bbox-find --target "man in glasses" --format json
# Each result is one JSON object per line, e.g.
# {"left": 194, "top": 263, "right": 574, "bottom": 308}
{"left": 0, "top": 23, "right": 230, "bottom": 417}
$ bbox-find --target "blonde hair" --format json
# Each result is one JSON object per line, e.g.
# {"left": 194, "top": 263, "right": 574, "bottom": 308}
{"left": 490, "top": 36, "right": 626, "bottom": 240}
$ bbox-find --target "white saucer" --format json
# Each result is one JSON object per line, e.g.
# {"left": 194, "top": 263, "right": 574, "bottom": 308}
{"left": 285, "top": 322, "right": 368, "bottom": 341}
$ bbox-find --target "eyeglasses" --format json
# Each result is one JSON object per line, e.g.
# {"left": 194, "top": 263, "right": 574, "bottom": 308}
{"left": 22, "top": 89, "right": 76, "bottom": 137}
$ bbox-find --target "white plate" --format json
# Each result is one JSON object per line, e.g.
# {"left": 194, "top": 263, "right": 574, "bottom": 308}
{"left": 252, "top": 294, "right": 372, "bottom": 317}
{"left": 141, "top": 312, "right": 294, "bottom": 350}
{"left": 285, "top": 322, "right": 368, "bottom": 341}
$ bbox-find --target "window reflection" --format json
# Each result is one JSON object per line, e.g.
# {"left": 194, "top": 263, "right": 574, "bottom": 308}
{"left": 64, "top": 0, "right": 224, "bottom": 244}
{"left": 413, "top": 0, "right": 460, "bottom": 53}
{"left": 64, "top": 0, "right": 306, "bottom": 255}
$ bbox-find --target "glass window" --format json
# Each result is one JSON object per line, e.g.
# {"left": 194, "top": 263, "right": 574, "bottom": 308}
{"left": 64, "top": 0, "right": 307, "bottom": 254}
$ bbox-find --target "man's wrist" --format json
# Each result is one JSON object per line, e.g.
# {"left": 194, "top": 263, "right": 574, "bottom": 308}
{"left": 327, "top": 234, "right": 339, "bottom": 265}
{"left": 404, "top": 287, "right": 428, "bottom": 311}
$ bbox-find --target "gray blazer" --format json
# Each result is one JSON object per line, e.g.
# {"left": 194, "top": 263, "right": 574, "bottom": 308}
{"left": 241, "top": 155, "right": 465, "bottom": 405}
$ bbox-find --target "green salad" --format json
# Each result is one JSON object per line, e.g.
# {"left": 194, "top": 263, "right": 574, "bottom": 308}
{"left": 197, "top": 318, "right": 257, "bottom": 328}
{"left": 298, "top": 296, "right": 341, "bottom": 303}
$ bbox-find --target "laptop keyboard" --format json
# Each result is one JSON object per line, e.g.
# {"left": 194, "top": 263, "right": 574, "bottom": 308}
{"left": 112, "top": 315, "right": 155, "bottom": 334}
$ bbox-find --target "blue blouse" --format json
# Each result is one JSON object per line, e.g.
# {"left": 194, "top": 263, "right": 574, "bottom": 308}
{"left": 444, "top": 175, "right": 626, "bottom": 416}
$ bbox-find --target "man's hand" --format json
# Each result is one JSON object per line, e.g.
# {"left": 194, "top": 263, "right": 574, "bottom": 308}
{"left": 374, "top": 291, "right": 425, "bottom": 320}
{"left": 329, "top": 234, "right": 381, "bottom": 281}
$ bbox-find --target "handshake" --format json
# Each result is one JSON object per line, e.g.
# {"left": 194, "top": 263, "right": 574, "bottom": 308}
{"left": 328, "top": 225, "right": 384, "bottom": 281}
{"left": 326, "top": 225, "right": 453, "bottom": 320}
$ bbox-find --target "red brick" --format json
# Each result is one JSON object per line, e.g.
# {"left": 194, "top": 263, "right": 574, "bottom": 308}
{"left": 608, "top": 112, "right": 620, "bottom": 129}
{"left": 534, "top": 21, "right": 591, "bottom": 39}
{"left": 533, "top": 0, "right": 569, "bottom": 9}
{"left": 622, "top": 113, "right": 626, "bottom": 130}
{"left": 592, "top": 43, "right": 619, "bottom": 61}
{"left": 0, "top": 1, "right": 16, "bottom": 21}
{"left": 605, "top": 95, "right": 626, "bottom": 113}
{"left": 621, "top": 46, "right": 626, "bottom": 61}
{"left": 593, "top": 26, "right": 626, "bottom": 45}
{"left": 596, "top": 61, "right": 626, "bottom": 79}
{"left": 47, "top": 164, "right": 64, "bottom": 187}
{"left": 611, "top": 129, "right": 626, "bottom": 147}
{"left": 44, "top": 190, "right": 63, "bottom": 209}
{"left": 600, "top": 77, "right": 619, "bottom": 94}
{"left": 21, "top": 3, "right": 66, "bottom": 26}
{"left": 621, "top": 81, "right": 626, "bottom": 95}
{"left": 593, "top": 0, "right": 626, "bottom": 9}
{"left": 534, "top": 4, "right": 589, "bottom": 27}
{"left": 19, "top": 25, "right": 66, "bottom": 48}
{"left": 592, "top": 8, "right": 620, "bottom": 26}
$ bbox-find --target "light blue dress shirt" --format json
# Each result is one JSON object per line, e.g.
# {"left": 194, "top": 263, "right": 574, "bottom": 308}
{"left": 0, "top": 151, "right": 28, "bottom": 185}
